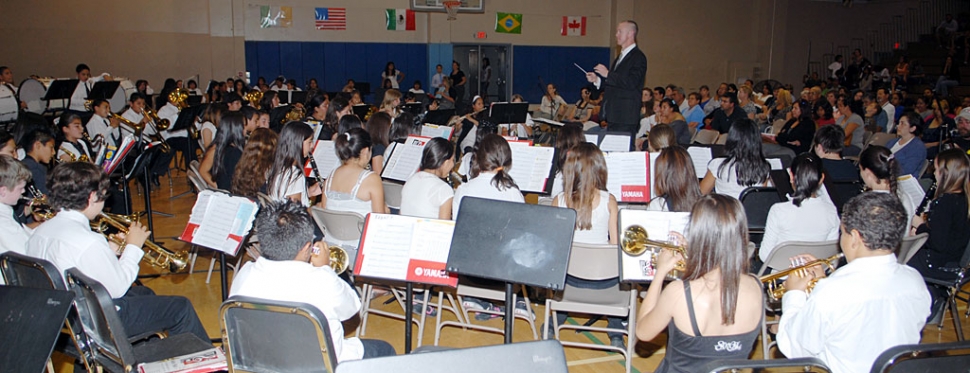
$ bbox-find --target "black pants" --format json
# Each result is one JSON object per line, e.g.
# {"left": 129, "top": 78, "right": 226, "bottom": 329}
{"left": 113, "top": 286, "right": 211, "bottom": 343}
{"left": 360, "top": 339, "right": 397, "bottom": 359}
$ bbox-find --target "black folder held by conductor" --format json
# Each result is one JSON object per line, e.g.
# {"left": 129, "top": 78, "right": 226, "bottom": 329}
{"left": 447, "top": 197, "right": 576, "bottom": 343}
{"left": 0, "top": 286, "right": 75, "bottom": 373}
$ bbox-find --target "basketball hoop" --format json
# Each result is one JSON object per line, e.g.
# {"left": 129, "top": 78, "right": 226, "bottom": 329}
{"left": 443, "top": 1, "right": 461, "bottom": 21}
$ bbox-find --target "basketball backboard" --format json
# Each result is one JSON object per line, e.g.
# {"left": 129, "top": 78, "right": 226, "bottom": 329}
{"left": 411, "top": 0, "right": 484, "bottom": 13}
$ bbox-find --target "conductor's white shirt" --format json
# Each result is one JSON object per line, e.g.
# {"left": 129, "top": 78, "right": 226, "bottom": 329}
{"left": 777, "top": 254, "right": 930, "bottom": 373}
{"left": 27, "top": 210, "right": 143, "bottom": 298}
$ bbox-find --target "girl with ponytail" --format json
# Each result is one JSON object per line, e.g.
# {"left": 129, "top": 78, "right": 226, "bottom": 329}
{"left": 859, "top": 145, "right": 916, "bottom": 231}
{"left": 452, "top": 133, "right": 523, "bottom": 218}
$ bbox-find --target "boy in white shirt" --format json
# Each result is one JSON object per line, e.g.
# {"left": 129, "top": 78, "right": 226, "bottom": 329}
{"left": 0, "top": 155, "right": 31, "bottom": 269}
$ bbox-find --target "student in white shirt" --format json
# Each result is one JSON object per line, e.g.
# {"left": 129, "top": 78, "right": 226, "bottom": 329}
{"left": 401, "top": 137, "right": 455, "bottom": 220}
{"left": 26, "top": 162, "right": 211, "bottom": 343}
{"left": 56, "top": 112, "right": 92, "bottom": 163}
{"left": 186, "top": 80, "right": 204, "bottom": 97}
{"left": 86, "top": 99, "right": 122, "bottom": 150}
{"left": 268, "top": 121, "right": 318, "bottom": 207}
{"left": 382, "top": 62, "right": 405, "bottom": 90}
{"left": 777, "top": 192, "right": 930, "bottom": 373}
{"left": 69, "top": 63, "right": 110, "bottom": 112}
{"left": 121, "top": 93, "right": 156, "bottom": 141}
{"left": 0, "top": 155, "right": 31, "bottom": 276}
{"left": 431, "top": 64, "right": 446, "bottom": 91}
{"left": 700, "top": 118, "right": 771, "bottom": 200}
{"left": 452, "top": 134, "right": 524, "bottom": 218}
{"left": 230, "top": 200, "right": 396, "bottom": 361}
{"left": 759, "top": 153, "right": 840, "bottom": 264}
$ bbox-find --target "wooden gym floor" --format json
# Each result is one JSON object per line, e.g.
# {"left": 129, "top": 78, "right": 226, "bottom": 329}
{"left": 51, "top": 171, "right": 969, "bottom": 373}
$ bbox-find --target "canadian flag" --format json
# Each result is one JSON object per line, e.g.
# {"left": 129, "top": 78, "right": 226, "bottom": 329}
{"left": 561, "top": 16, "right": 586, "bottom": 36}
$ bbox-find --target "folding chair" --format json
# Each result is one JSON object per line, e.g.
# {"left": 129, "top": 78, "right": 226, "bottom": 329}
{"left": 64, "top": 269, "right": 212, "bottom": 373}
{"left": 715, "top": 132, "right": 729, "bottom": 144}
{"left": 870, "top": 340, "right": 970, "bottom": 373}
{"left": 770, "top": 118, "right": 787, "bottom": 135}
{"left": 542, "top": 242, "right": 637, "bottom": 373}
{"left": 382, "top": 180, "right": 404, "bottom": 212}
{"left": 0, "top": 252, "right": 94, "bottom": 371}
{"left": 896, "top": 233, "right": 928, "bottom": 264}
{"left": 703, "top": 357, "right": 831, "bottom": 372}
{"left": 693, "top": 129, "right": 719, "bottom": 145}
{"left": 924, "top": 238, "right": 970, "bottom": 341}
{"left": 756, "top": 240, "right": 841, "bottom": 358}
{"left": 221, "top": 296, "right": 338, "bottom": 373}
{"left": 867, "top": 132, "right": 897, "bottom": 148}
{"left": 739, "top": 187, "right": 784, "bottom": 246}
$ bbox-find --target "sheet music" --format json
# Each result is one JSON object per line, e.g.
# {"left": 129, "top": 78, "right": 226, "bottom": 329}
{"left": 382, "top": 142, "right": 397, "bottom": 168}
{"left": 306, "top": 140, "right": 339, "bottom": 179}
{"left": 355, "top": 214, "right": 457, "bottom": 286}
{"left": 585, "top": 134, "right": 598, "bottom": 143}
{"left": 648, "top": 152, "right": 659, "bottom": 203}
{"left": 897, "top": 175, "right": 925, "bottom": 210}
{"left": 618, "top": 210, "right": 690, "bottom": 282}
{"left": 508, "top": 145, "right": 555, "bottom": 193}
{"left": 180, "top": 190, "right": 259, "bottom": 255}
{"left": 381, "top": 136, "right": 430, "bottom": 182}
{"left": 768, "top": 158, "right": 784, "bottom": 170}
{"left": 599, "top": 134, "right": 631, "bottom": 152}
{"left": 605, "top": 152, "right": 650, "bottom": 202}
{"left": 421, "top": 124, "right": 453, "bottom": 140}
{"left": 409, "top": 219, "right": 456, "bottom": 262}
{"left": 687, "top": 147, "right": 713, "bottom": 177}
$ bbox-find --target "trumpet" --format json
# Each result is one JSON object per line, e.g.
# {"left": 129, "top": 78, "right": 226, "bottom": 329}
{"left": 321, "top": 244, "right": 350, "bottom": 274}
{"left": 26, "top": 185, "right": 55, "bottom": 221}
{"left": 759, "top": 253, "right": 843, "bottom": 302}
{"left": 90, "top": 212, "right": 188, "bottom": 272}
{"left": 620, "top": 225, "right": 687, "bottom": 280}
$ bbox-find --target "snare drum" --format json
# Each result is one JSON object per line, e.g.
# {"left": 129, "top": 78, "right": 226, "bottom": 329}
{"left": 0, "top": 84, "right": 18, "bottom": 122}
{"left": 18, "top": 78, "right": 63, "bottom": 114}
{"left": 108, "top": 79, "right": 136, "bottom": 112}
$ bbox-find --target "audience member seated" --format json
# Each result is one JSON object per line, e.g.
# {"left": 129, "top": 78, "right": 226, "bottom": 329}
{"left": 636, "top": 194, "right": 763, "bottom": 372}
{"left": 886, "top": 112, "right": 927, "bottom": 179}
{"left": 835, "top": 94, "right": 865, "bottom": 156}
{"left": 230, "top": 200, "right": 396, "bottom": 362}
{"left": 657, "top": 98, "right": 691, "bottom": 146}
{"left": 777, "top": 192, "right": 930, "bottom": 373}
{"left": 647, "top": 146, "right": 701, "bottom": 212}
{"left": 759, "top": 153, "right": 840, "bottom": 265}
{"left": 700, "top": 119, "right": 771, "bottom": 199}
{"left": 708, "top": 92, "right": 747, "bottom": 134}
{"left": 859, "top": 145, "right": 916, "bottom": 230}
{"left": 401, "top": 137, "right": 455, "bottom": 220}
{"left": 923, "top": 99, "right": 954, "bottom": 160}
{"left": 772, "top": 100, "right": 816, "bottom": 155}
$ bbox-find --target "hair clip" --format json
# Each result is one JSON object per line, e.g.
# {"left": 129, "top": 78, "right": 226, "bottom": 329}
{"left": 494, "top": 166, "right": 504, "bottom": 172}
{"left": 887, "top": 153, "right": 895, "bottom": 161}
{"left": 345, "top": 132, "right": 351, "bottom": 141}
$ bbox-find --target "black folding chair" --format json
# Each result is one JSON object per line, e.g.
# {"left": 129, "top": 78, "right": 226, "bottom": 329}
{"left": 701, "top": 357, "right": 831, "bottom": 372}
{"left": 739, "top": 187, "right": 784, "bottom": 246}
{"left": 870, "top": 340, "right": 970, "bottom": 373}
{"left": 65, "top": 268, "right": 212, "bottom": 372}
{"left": 220, "top": 296, "right": 339, "bottom": 373}
{"left": 924, "top": 238, "right": 970, "bottom": 341}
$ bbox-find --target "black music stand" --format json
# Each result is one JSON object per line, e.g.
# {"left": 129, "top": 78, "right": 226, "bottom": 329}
{"left": 447, "top": 197, "right": 576, "bottom": 344}
{"left": 356, "top": 82, "right": 371, "bottom": 97}
{"left": 42, "top": 79, "right": 79, "bottom": 113}
{"left": 351, "top": 104, "right": 370, "bottom": 119}
{"left": 422, "top": 109, "right": 456, "bottom": 125}
{"left": 0, "top": 286, "right": 75, "bottom": 373}
{"left": 402, "top": 103, "right": 423, "bottom": 116}
{"left": 187, "top": 95, "right": 203, "bottom": 106}
{"left": 277, "top": 91, "right": 291, "bottom": 105}
{"left": 489, "top": 102, "right": 529, "bottom": 125}
{"left": 124, "top": 143, "right": 166, "bottom": 241}
{"left": 87, "top": 81, "right": 121, "bottom": 102}
{"left": 291, "top": 91, "right": 308, "bottom": 105}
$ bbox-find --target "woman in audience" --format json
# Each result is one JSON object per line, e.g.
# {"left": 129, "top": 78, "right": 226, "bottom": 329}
{"left": 648, "top": 146, "right": 701, "bottom": 212}
{"left": 567, "top": 87, "right": 594, "bottom": 123}
{"left": 923, "top": 99, "right": 953, "bottom": 160}
{"left": 380, "top": 89, "right": 402, "bottom": 118}
{"left": 450, "top": 61, "right": 467, "bottom": 110}
{"left": 550, "top": 123, "right": 585, "bottom": 196}
{"left": 774, "top": 100, "right": 816, "bottom": 155}
{"left": 886, "top": 112, "right": 927, "bottom": 178}
{"left": 382, "top": 61, "right": 404, "bottom": 90}
{"left": 836, "top": 94, "right": 865, "bottom": 156}
{"left": 640, "top": 88, "right": 654, "bottom": 118}
{"left": 267, "top": 121, "right": 318, "bottom": 207}
{"left": 908, "top": 148, "right": 970, "bottom": 320}
{"left": 700, "top": 119, "right": 771, "bottom": 199}
{"left": 863, "top": 101, "right": 884, "bottom": 133}
{"left": 916, "top": 97, "right": 933, "bottom": 121}
{"left": 366, "top": 112, "right": 392, "bottom": 176}
{"left": 438, "top": 77, "right": 456, "bottom": 110}
{"left": 737, "top": 85, "right": 760, "bottom": 120}
{"left": 321, "top": 128, "right": 387, "bottom": 215}
{"left": 453, "top": 134, "right": 523, "bottom": 218}
{"left": 539, "top": 83, "right": 567, "bottom": 121}
{"left": 208, "top": 112, "right": 247, "bottom": 191}
{"left": 657, "top": 98, "right": 692, "bottom": 146}
{"left": 859, "top": 145, "right": 915, "bottom": 229}
{"left": 635, "top": 100, "right": 662, "bottom": 149}
{"left": 814, "top": 101, "right": 835, "bottom": 127}
{"left": 645, "top": 123, "right": 676, "bottom": 152}
{"left": 636, "top": 194, "right": 763, "bottom": 372}
{"left": 401, "top": 137, "right": 455, "bottom": 220}
{"left": 762, "top": 88, "right": 792, "bottom": 125}
{"left": 758, "top": 153, "right": 839, "bottom": 264}
{"left": 231, "top": 128, "right": 278, "bottom": 198}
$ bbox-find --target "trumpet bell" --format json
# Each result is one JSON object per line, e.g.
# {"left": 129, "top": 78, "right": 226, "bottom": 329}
{"left": 620, "top": 224, "right": 688, "bottom": 280}
{"left": 329, "top": 245, "right": 350, "bottom": 274}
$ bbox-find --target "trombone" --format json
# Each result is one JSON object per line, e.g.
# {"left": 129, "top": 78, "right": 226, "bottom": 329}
{"left": 91, "top": 212, "right": 189, "bottom": 272}
{"left": 620, "top": 225, "right": 687, "bottom": 280}
{"left": 759, "top": 253, "right": 843, "bottom": 302}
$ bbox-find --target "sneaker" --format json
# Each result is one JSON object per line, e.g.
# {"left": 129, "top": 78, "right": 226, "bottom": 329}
{"left": 514, "top": 300, "right": 536, "bottom": 320}
{"left": 475, "top": 305, "right": 503, "bottom": 321}
{"left": 461, "top": 298, "right": 487, "bottom": 311}
{"left": 610, "top": 335, "right": 626, "bottom": 349}
{"left": 411, "top": 302, "right": 438, "bottom": 317}
{"left": 540, "top": 322, "right": 557, "bottom": 338}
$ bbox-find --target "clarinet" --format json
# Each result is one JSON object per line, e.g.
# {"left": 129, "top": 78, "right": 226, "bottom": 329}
{"left": 916, "top": 181, "right": 937, "bottom": 215}
{"left": 307, "top": 153, "right": 326, "bottom": 188}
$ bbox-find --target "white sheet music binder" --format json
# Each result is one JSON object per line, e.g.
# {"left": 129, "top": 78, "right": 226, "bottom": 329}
{"left": 617, "top": 209, "right": 690, "bottom": 282}
{"left": 303, "top": 140, "right": 338, "bottom": 180}
{"left": 605, "top": 152, "right": 651, "bottom": 203}
{"left": 505, "top": 142, "right": 555, "bottom": 194}
{"left": 354, "top": 214, "right": 458, "bottom": 287}
{"left": 381, "top": 135, "right": 432, "bottom": 182}
{"left": 179, "top": 190, "right": 259, "bottom": 255}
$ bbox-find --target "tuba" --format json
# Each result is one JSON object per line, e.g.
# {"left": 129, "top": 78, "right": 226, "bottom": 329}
{"left": 285, "top": 105, "right": 305, "bottom": 123}
{"left": 91, "top": 212, "right": 188, "bottom": 272}
{"left": 620, "top": 225, "right": 687, "bottom": 280}
{"left": 759, "top": 253, "right": 843, "bottom": 302}
{"left": 168, "top": 88, "right": 190, "bottom": 110}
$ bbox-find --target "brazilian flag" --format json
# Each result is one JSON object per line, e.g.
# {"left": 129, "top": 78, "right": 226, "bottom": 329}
{"left": 495, "top": 12, "right": 522, "bottom": 34}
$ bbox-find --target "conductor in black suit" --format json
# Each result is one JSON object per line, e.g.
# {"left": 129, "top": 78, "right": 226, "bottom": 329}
{"left": 586, "top": 21, "right": 647, "bottom": 148}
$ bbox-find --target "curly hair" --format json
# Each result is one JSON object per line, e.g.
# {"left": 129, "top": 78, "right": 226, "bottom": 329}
{"left": 231, "top": 128, "right": 278, "bottom": 198}
{"left": 48, "top": 162, "right": 110, "bottom": 211}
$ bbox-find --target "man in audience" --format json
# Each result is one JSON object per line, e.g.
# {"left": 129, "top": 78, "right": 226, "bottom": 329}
{"left": 586, "top": 20, "right": 647, "bottom": 147}
{"left": 707, "top": 92, "right": 746, "bottom": 134}
{"left": 27, "top": 162, "right": 211, "bottom": 343}
{"left": 673, "top": 86, "right": 689, "bottom": 113}
{"left": 937, "top": 13, "right": 959, "bottom": 49}
{"left": 704, "top": 83, "right": 728, "bottom": 116}
{"left": 230, "top": 200, "right": 396, "bottom": 362}
{"left": 952, "top": 109, "right": 970, "bottom": 151}
{"left": 813, "top": 125, "right": 860, "bottom": 182}
{"left": 876, "top": 88, "right": 895, "bottom": 133}
{"left": 777, "top": 192, "right": 930, "bottom": 373}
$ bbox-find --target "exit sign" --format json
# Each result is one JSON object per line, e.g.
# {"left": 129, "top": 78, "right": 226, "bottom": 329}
{"left": 475, "top": 31, "right": 487, "bottom": 39}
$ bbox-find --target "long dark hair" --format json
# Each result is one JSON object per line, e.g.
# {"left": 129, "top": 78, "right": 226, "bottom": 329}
{"left": 654, "top": 146, "right": 701, "bottom": 212}
{"left": 365, "top": 112, "right": 392, "bottom": 148}
{"left": 562, "top": 143, "right": 608, "bottom": 230}
{"left": 859, "top": 145, "right": 899, "bottom": 195}
{"left": 473, "top": 134, "right": 517, "bottom": 191}
{"left": 211, "top": 112, "right": 247, "bottom": 178}
{"left": 324, "top": 95, "right": 349, "bottom": 129}
{"left": 384, "top": 61, "right": 397, "bottom": 76}
{"left": 336, "top": 115, "right": 362, "bottom": 137}
{"left": 718, "top": 118, "right": 769, "bottom": 186}
{"left": 231, "top": 128, "right": 278, "bottom": 197}
{"left": 390, "top": 112, "right": 417, "bottom": 143}
{"left": 789, "top": 153, "right": 824, "bottom": 207}
{"left": 259, "top": 91, "right": 278, "bottom": 110}
{"left": 555, "top": 123, "right": 584, "bottom": 174}
{"left": 268, "top": 121, "right": 313, "bottom": 196}
{"left": 684, "top": 194, "right": 749, "bottom": 325}
{"left": 419, "top": 137, "right": 454, "bottom": 171}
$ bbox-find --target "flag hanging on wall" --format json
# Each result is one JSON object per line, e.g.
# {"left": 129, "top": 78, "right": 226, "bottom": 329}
{"left": 386, "top": 9, "right": 415, "bottom": 31}
{"left": 315, "top": 7, "right": 347, "bottom": 30}
{"left": 561, "top": 16, "right": 586, "bottom": 36}
{"left": 495, "top": 12, "right": 522, "bottom": 34}
{"left": 260, "top": 6, "right": 292, "bottom": 28}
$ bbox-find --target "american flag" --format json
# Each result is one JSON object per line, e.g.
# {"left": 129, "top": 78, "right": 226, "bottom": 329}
{"left": 315, "top": 8, "right": 346, "bottom": 30}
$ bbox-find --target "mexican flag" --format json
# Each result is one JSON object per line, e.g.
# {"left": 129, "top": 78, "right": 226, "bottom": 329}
{"left": 386, "top": 9, "right": 415, "bottom": 31}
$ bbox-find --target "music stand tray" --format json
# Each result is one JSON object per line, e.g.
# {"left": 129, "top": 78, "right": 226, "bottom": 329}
{"left": 42, "top": 79, "right": 79, "bottom": 101}
{"left": 0, "top": 287, "right": 75, "bottom": 373}
{"left": 291, "top": 91, "right": 308, "bottom": 105}
{"left": 88, "top": 81, "right": 121, "bottom": 101}
{"left": 352, "top": 104, "right": 371, "bottom": 119}
{"left": 356, "top": 82, "right": 371, "bottom": 96}
{"left": 402, "top": 103, "right": 423, "bottom": 116}
{"left": 422, "top": 109, "right": 456, "bottom": 126}
{"left": 489, "top": 102, "right": 529, "bottom": 124}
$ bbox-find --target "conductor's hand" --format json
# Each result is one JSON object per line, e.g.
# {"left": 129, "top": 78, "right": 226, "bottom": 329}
{"left": 593, "top": 64, "right": 609, "bottom": 78}
{"left": 124, "top": 221, "right": 151, "bottom": 250}
{"left": 310, "top": 241, "right": 330, "bottom": 268}
{"left": 585, "top": 72, "right": 598, "bottom": 84}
